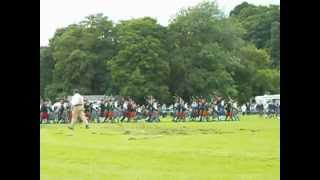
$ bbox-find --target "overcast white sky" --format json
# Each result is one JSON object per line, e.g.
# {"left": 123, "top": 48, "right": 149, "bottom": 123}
{"left": 40, "top": 0, "right": 279, "bottom": 46}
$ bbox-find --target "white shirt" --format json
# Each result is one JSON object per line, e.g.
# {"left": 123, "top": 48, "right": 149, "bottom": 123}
{"left": 123, "top": 102, "right": 128, "bottom": 109}
{"left": 233, "top": 103, "right": 238, "bottom": 109}
{"left": 153, "top": 103, "right": 157, "bottom": 110}
{"left": 92, "top": 104, "right": 99, "bottom": 110}
{"left": 71, "top": 93, "right": 84, "bottom": 106}
{"left": 53, "top": 102, "right": 62, "bottom": 111}
{"left": 241, "top": 105, "right": 246, "bottom": 112}
{"left": 63, "top": 102, "right": 69, "bottom": 108}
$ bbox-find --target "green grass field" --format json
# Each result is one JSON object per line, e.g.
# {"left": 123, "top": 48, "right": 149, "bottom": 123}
{"left": 41, "top": 115, "right": 279, "bottom": 180}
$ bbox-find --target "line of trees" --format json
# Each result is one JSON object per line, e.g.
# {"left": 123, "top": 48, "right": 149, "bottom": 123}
{"left": 40, "top": 1, "right": 280, "bottom": 104}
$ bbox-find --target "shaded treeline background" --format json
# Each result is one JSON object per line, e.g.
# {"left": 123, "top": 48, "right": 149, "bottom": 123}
{"left": 40, "top": 1, "right": 280, "bottom": 104}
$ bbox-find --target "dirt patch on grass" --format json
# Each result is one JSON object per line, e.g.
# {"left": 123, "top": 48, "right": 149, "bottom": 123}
{"left": 238, "top": 128, "right": 261, "bottom": 133}
{"left": 126, "top": 128, "right": 233, "bottom": 136}
{"left": 198, "top": 128, "right": 233, "bottom": 134}
{"left": 128, "top": 135, "right": 163, "bottom": 141}
{"left": 159, "top": 130, "right": 170, "bottom": 134}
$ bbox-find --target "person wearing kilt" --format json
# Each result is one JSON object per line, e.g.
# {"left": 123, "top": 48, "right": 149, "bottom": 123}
{"left": 120, "top": 98, "right": 129, "bottom": 122}
{"left": 84, "top": 99, "right": 92, "bottom": 122}
{"left": 196, "top": 98, "right": 202, "bottom": 121}
{"left": 135, "top": 105, "right": 143, "bottom": 121}
{"left": 191, "top": 100, "right": 198, "bottom": 121}
{"left": 58, "top": 99, "right": 66, "bottom": 123}
{"left": 98, "top": 99, "right": 106, "bottom": 123}
{"left": 91, "top": 101, "right": 100, "bottom": 122}
{"left": 146, "top": 96, "right": 156, "bottom": 122}
{"left": 40, "top": 101, "right": 49, "bottom": 124}
{"left": 225, "top": 100, "right": 233, "bottom": 121}
{"left": 198, "top": 99, "right": 205, "bottom": 122}
{"left": 113, "top": 100, "right": 122, "bottom": 122}
{"left": 175, "top": 97, "right": 186, "bottom": 122}
{"left": 105, "top": 99, "right": 114, "bottom": 122}
{"left": 66, "top": 101, "right": 72, "bottom": 123}
{"left": 172, "top": 99, "right": 178, "bottom": 122}
{"left": 202, "top": 100, "right": 210, "bottom": 122}
{"left": 127, "top": 98, "right": 136, "bottom": 122}
{"left": 217, "top": 100, "right": 225, "bottom": 121}
{"left": 173, "top": 97, "right": 180, "bottom": 122}
{"left": 160, "top": 104, "right": 167, "bottom": 118}
{"left": 232, "top": 102, "right": 240, "bottom": 121}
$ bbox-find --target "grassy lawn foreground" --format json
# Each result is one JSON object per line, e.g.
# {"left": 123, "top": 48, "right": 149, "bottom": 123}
{"left": 41, "top": 115, "right": 279, "bottom": 180}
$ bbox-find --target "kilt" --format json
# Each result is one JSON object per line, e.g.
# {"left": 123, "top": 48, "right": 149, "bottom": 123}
{"left": 128, "top": 111, "right": 136, "bottom": 118}
{"left": 148, "top": 111, "right": 154, "bottom": 116}
{"left": 177, "top": 112, "right": 185, "bottom": 118}
{"left": 105, "top": 111, "right": 113, "bottom": 118}
{"left": 201, "top": 110, "right": 209, "bottom": 116}
{"left": 85, "top": 112, "right": 91, "bottom": 118}
{"left": 41, "top": 112, "right": 49, "bottom": 120}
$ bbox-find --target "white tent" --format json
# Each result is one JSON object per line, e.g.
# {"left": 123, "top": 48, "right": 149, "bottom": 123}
{"left": 255, "top": 94, "right": 280, "bottom": 105}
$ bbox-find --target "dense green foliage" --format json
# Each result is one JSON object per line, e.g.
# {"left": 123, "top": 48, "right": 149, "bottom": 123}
{"left": 230, "top": 2, "right": 280, "bottom": 68}
{"left": 108, "top": 17, "right": 171, "bottom": 103}
{"left": 40, "top": 1, "right": 280, "bottom": 103}
{"left": 40, "top": 47, "right": 54, "bottom": 97}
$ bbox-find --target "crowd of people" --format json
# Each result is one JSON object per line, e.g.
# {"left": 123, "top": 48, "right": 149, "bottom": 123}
{"left": 40, "top": 95, "right": 280, "bottom": 124}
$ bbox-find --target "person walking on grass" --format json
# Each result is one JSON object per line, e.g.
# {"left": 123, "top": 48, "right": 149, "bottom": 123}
{"left": 40, "top": 101, "right": 49, "bottom": 124}
{"left": 241, "top": 104, "right": 246, "bottom": 116}
{"left": 232, "top": 102, "right": 240, "bottom": 121}
{"left": 225, "top": 100, "right": 233, "bottom": 121}
{"left": 68, "top": 89, "right": 89, "bottom": 130}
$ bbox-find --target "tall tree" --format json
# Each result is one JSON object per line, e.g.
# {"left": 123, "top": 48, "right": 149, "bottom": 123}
{"left": 270, "top": 21, "right": 280, "bottom": 68}
{"left": 48, "top": 14, "right": 116, "bottom": 98}
{"left": 40, "top": 47, "right": 54, "bottom": 98}
{"left": 40, "top": 1, "right": 280, "bottom": 103}
{"left": 232, "top": 44, "right": 272, "bottom": 103}
{"left": 168, "top": 1, "right": 245, "bottom": 100}
{"left": 109, "top": 17, "right": 171, "bottom": 103}
{"left": 230, "top": 2, "right": 280, "bottom": 68}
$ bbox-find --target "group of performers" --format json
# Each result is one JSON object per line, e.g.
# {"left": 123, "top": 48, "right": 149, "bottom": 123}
{"left": 40, "top": 95, "right": 242, "bottom": 124}
{"left": 171, "top": 96, "right": 240, "bottom": 122}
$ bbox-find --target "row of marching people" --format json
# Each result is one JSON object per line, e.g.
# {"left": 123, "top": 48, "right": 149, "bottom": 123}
{"left": 88, "top": 96, "right": 161, "bottom": 123}
{"left": 171, "top": 96, "right": 240, "bottom": 122}
{"left": 40, "top": 96, "right": 161, "bottom": 124}
{"left": 40, "top": 99, "right": 71, "bottom": 124}
{"left": 40, "top": 95, "right": 241, "bottom": 124}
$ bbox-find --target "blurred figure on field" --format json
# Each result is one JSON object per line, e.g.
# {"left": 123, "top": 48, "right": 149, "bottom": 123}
{"left": 84, "top": 99, "right": 92, "bottom": 122}
{"left": 225, "top": 100, "right": 233, "bottom": 121}
{"left": 68, "top": 89, "right": 89, "bottom": 130}
{"left": 40, "top": 101, "right": 49, "bottom": 124}
{"left": 241, "top": 104, "right": 246, "bottom": 116}
{"left": 232, "top": 102, "right": 240, "bottom": 121}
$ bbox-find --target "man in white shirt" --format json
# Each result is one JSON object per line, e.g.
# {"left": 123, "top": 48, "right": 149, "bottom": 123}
{"left": 241, "top": 104, "right": 246, "bottom": 115}
{"left": 68, "top": 89, "right": 89, "bottom": 130}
